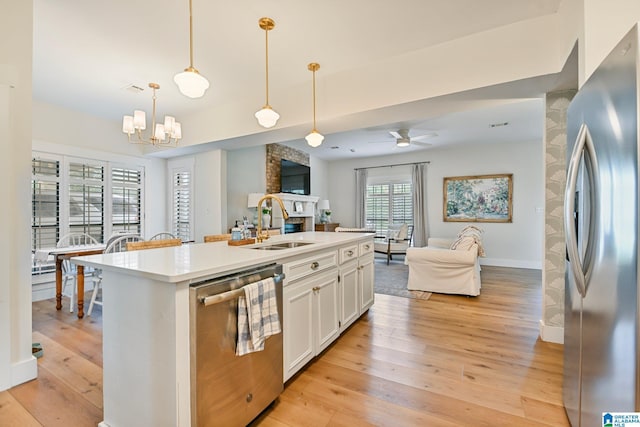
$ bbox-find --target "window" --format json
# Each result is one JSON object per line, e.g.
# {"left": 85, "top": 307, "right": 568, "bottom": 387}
{"left": 31, "top": 153, "right": 145, "bottom": 274}
{"left": 68, "top": 161, "right": 105, "bottom": 242}
{"left": 32, "top": 156, "right": 61, "bottom": 274}
{"left": 111, "top": 167, "right": 143, "bottom": 235}
{"left": 171, "top": 168, "right": 192, "bottom": 242}
{"left": 365, "top": 181, "right": 413, "bottom": 236}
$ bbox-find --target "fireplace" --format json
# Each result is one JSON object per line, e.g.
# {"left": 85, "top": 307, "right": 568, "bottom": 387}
{"left": 270, "top": 193, "right": 319, "bottom": 234}
{"left": 284, "top": 223, "right": 304, "bottom": 234}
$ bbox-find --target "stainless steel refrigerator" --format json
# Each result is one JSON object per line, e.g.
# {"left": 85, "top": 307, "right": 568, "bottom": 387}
{"left": 563, "top": 25, "right": 639, "bottom": 426}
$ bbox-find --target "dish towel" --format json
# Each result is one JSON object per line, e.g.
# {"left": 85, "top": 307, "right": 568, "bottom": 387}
{"left": 236, "top": 277, "right": 281, "bottom": 356}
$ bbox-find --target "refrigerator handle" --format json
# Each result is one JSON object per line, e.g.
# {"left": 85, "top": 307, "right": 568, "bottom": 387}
{"left": 564, "top": 123, "right": 599, "bottom": 298}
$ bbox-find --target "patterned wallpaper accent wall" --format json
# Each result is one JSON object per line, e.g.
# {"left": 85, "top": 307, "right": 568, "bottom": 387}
{"left": 543, "top": 90, "right": 576, "bottom": 329}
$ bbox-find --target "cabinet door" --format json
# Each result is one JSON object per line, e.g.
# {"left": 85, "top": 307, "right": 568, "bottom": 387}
{"left": 312, "top": 269, "right": 340, "bottom": 353}
{"left": 339, "top": 260, "right": 359, "bottom": 331}
{"left": 283, "top": 281, "right": 315, "bottom": 382}
{"left": 359, "top": 254, "right": 375, "bottom": 313}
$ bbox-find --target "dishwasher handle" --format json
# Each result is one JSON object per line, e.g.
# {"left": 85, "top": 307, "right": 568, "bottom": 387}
{"left": 200, "top": 273, "right": 285, "bottom": 306}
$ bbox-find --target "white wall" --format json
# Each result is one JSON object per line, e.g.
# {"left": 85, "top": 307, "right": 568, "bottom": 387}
{"left": 226, "top": 146, "right": 266, "bottom": 230}
{"left": 1, "top": 0, "right": 37, "bottom": 391}
{"left": 193, "top": 150, "right": 227, "bottom": 241}
{"left": 328, "top": 140, "right": 544, "bottom": 269}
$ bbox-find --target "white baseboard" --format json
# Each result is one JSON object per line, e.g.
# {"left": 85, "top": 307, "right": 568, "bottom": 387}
{"left": 539, "top": 319, "right": 564, "bottom": 344}
{"left": 11, "top": 356, "right": 38, "bottom": 388}
{"left": 480, "top": 257, "right": 542, "bottom": 269}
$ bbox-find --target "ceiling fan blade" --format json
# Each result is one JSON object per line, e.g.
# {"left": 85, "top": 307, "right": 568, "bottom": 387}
{"left": 389, "top": 131, "right": 402, "bottom": 139}
{"left": 411, "top": 132, "right": 438, "bottom": 141}
{"left": 412, "top": 140, "right": 433, "bottom": 147}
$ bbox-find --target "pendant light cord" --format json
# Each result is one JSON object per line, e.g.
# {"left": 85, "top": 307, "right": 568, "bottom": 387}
{"left": 312, "top": 67, "right": 317, "bottom": 130}
{"left": 188, "top": 0, "right": 194, "bottom": 68}
{"left": 265, "top": 27, "right": 270, "bottom": 105}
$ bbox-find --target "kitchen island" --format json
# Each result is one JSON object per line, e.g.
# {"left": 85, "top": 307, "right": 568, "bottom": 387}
{"left": 73, "top": 231, "right": 375, "bottom": 427}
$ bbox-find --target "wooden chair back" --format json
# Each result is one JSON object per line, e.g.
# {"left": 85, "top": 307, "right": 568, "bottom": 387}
{"left": 204, "top": 234, "right": 232, "bottom": 243}
{"left": 126, "top": 238, "right": 182, "bottom": 251}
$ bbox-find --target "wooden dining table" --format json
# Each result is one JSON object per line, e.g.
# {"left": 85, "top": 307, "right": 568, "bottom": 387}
{"left": 46, "top": 244, "right": 106, "bottom": 318}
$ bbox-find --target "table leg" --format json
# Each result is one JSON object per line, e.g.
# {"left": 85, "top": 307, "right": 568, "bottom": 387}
{"left": 55, "top": 257, "right": 63, "bottom": 310}
{"left": 77, "top": 264, "right": 85, "bottom": 319}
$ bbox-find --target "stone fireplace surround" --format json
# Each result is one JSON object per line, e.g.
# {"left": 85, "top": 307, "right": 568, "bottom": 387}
{"left": 264, "top": 143, "right": 319, "bottom": 233}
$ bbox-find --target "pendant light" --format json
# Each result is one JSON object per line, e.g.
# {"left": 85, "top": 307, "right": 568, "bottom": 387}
{"left": 122, "top": 83, "right": 182, "bottom": 146}
{"left": 305, "top": 63, "right": 324, "bottom": 147}
{"left": 254, "top": 17, "right": 280, "bottom": 128}
{"left": 174, "top": 0, "right": 210, "bottom": 98}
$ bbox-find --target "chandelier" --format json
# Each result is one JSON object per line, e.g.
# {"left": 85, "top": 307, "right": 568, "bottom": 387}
{"left": 254, "top": 17, "right": 280, "bottom": 128}
{"left": 122, "top": 83, "right": 182, "bottom": 146}
{"left": 174, "top": 0, "right": 209, "bottom": 98}
{"left": 305, "top": 63, "right": 324, "bottom": 147}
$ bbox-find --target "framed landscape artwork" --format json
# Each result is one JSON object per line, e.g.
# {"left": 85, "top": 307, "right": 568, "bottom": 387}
{"left": 443, "top": 173, "right": 513, "bottom": 223}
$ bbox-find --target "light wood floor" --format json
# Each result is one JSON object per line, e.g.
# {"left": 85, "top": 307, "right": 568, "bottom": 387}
{"left": 1, "top": 266, "right": 569, "bottom": 426}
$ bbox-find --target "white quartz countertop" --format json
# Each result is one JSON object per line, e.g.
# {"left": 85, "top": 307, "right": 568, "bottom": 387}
{"left": 72, "top": 231, "right": 374, "bottom": 283}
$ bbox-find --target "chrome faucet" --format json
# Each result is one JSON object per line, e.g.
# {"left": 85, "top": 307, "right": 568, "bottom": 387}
{"left": 256, "top": 194, "right": 289, "bottom": 242}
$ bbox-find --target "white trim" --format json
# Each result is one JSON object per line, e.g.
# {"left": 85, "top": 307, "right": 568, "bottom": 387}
{"left": 539, "top": 319, "right": 564, "bottom": 344}
{"left": 479, "top": 257, "right": 541, "bottom": 269}
{"left": 11, "top": 356, "right": 38, "bottom": 389}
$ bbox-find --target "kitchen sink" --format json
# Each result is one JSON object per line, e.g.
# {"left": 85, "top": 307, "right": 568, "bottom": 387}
{"left": 246, "top": 241, "right": 315, "bottom": 250}
{"left": 248, "top": 245, "right": 287, "bottom": 250}
{"left": 270, "top": 241, "right": 315, "bottom": 248}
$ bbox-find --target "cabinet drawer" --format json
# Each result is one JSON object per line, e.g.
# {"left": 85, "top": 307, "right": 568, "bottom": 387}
{"left": 359, "top": 240, "right": 374, "bottom": 256}
{"left": 284, "top": 250, "right": 338, "bottom": 283}
{"left": 339, "top": 244, "right": 359, "bottom": 264}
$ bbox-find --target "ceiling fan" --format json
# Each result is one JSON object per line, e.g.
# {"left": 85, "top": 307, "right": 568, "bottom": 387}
{"left": 371, "top": 128, "right": 437, "bottom": 148}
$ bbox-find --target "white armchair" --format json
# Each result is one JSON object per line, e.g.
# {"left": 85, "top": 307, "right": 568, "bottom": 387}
{"left": 374, "top": 223, "right": 412, "bottom": 265}
{"left": 405, "top": 226, "right": 484, "bottom": 296}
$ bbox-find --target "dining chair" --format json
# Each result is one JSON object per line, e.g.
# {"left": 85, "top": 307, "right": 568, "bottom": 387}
{"left": 87, "top": 234, "right": 144, "bottom": 316}
{"left": 149, "top": 232, "right": 177, "bottom": 241}
{"left": 56, "top": 232, "right": 100, "bottom": 313}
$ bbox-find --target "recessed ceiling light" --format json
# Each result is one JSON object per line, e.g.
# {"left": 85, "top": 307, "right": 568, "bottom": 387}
{"left": 490, "top": 122, "right": 509, "bottom": 128}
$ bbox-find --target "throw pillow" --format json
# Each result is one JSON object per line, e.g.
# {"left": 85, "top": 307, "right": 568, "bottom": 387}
{"left": 396, "top": 223, "right": 408, "bottom": 240}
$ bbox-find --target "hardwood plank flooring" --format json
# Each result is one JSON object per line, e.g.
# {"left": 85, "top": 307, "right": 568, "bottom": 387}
{"left": 3, "top": 266, "right": 569, "bottom": 426}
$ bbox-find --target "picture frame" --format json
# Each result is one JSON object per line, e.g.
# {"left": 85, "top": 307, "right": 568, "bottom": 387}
{"left": 294, "top": 201, "right": 304, "bottom": 213}
{"left": 443, "top": 173, "right": 513, "bottom": 223}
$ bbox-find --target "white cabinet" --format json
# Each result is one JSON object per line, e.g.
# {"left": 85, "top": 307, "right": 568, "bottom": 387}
{"left": 283, "top": 253, "right": 339, "bottom": 382}
{"left": 283, "top": 236, "right": 375, "bottom": 382}
{"left": 338, "top": 259, "right": 359, "bottom": 331}
{"left": 358, "top": 239, "right": 375, "bottom": 312}
{"left": 338, "top": 239, "right": 375, "bottom": 331}
{"left": 358, "top": 253, "right": 375, "bottom": 312}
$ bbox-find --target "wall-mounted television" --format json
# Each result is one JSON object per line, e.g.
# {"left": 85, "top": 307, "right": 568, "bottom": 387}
{"left": 280, "top": 159, "right": 310, "bottom": 195}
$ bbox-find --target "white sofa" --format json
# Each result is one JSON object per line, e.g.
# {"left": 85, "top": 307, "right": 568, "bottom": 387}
{"left": 404, "top": 227, "right": 484, "bottom": 296}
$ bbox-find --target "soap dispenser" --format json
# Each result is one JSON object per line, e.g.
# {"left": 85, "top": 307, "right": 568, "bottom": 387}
{"left": 231, "top": 220, "right": 242, "bottom": 240}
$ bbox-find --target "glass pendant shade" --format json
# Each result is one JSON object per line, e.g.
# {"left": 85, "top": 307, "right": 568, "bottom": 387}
{"left": 122, "top": 116, "right": 134, "bottom": 134}
{"left": 305, "top": 130, "right": 324, "bottom": 147}
{"left": 133, "top": 110, "right": 146, "bottom": 130}
{"left": 255, "top": 106, "right": 280, "bottom": 128}
{"left": 174, "top": 69, "right": 210, "bottom": 98}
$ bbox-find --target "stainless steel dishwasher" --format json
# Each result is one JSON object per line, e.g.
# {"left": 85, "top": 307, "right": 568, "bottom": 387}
{"left": 189, "top": 263, "right": 284, "bottom": 427}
